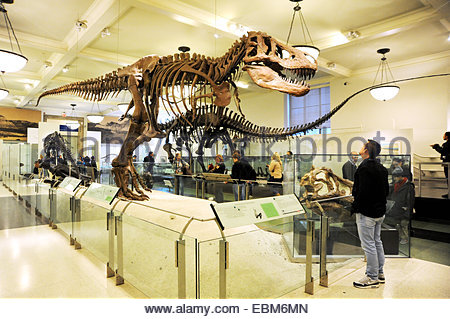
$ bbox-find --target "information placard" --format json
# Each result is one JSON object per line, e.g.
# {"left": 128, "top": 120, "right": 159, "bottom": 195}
{"left": 211, "top": 194, "right": 305, "bottom": 230}
{"left": 58, "top": 177, "right": 82, "bottom": 193}
{"left": 83, "top": 183, "right": 119, "bottom": 205}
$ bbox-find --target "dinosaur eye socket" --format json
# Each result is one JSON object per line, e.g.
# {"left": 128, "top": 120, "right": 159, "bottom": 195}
{"left": 248, "top": 47, "right": 257, "bottom": 57}
{"left": 263, "top": 37, "right": 272, "bottom": 54}
{"left": 282, "top": 50, "right": 290, "bottom": 59}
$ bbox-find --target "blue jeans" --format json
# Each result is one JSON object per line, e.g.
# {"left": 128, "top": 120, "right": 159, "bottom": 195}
{"left": 176, "top": 175, "right": 184, "bottom": 196}
{"left": 233, "top": 183, "right": 245, "bottom": 201}
{"left": 356, "top": 213, "right": 385, "bottom": 280}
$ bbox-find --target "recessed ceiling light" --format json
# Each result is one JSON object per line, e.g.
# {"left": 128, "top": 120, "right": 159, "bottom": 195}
{"left": 214, "top": 33, "right": 221, "bottom": 39}
{"left": 75, "top": 20, "right": 88, "bottom": 32}
{"left": 101, "top": 28, "right": 111, "bottom": 38}
{"left": 346, "top": 30, "right": 360, "bottom": 40}
{"left": 326, "top": 62, "right": 336, "bottom": 69}
{"left": 62, "top": 65, "right": 69, "bottom": 73}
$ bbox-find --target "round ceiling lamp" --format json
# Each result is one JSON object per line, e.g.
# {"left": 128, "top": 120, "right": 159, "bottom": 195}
{"left": 66, "top": 121, "right": 80, "bottom": 130}
{"left": 0, "top": 87, "right": 8, "bottom": 100}
{"left": 369, "top": 85, "right": 400, "bottom": 101}
{"left": 369, "top": 48, "right": 400, "bottom": 101}
{"left": 0, "top": 1, "right": 28, "bottom": 73}
{"left": 86, "top": 115, "right": 104, "bottom": 123}
{"left": 87, "top": 101, "right": 104, "bottom": 123}
{"left": 0, "top": 49, "right": 27, "bottom": 72}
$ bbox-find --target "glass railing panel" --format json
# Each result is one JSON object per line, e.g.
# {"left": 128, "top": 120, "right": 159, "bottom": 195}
{"left": 29, "top": 181, "right": 37, "bottom": 210}
{"left": 54, "top": 189, "right": 73, "bottom": 237}
{"left": 150, "top": 163, "right": 175, "bottom": 193}
{"left": 36, "top": 182, "right": 51, "bottom": 219}
{"left": 74, "top": 200, "right": 109, "bottom": 264}
{"left": 120, "top": 214, "right": 188, "bottom": 298}
{"left": 173, "top": 175, "right": 197, "bottom": 198}
{"left": 199, "top": 218, "right": 307, "bottom": 299}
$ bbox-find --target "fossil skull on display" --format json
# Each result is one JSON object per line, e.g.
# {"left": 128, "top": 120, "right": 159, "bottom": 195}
{"left": 243, "top": 31, "right": 317, "bottom": 97}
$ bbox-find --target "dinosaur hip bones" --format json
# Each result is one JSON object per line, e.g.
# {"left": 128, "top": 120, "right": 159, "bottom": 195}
{"left": 37, "top": 31, "right": 318, "bottom": 200}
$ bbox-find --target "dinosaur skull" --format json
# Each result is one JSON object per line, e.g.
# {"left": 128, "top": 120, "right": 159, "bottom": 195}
{"left": 243, "top": 31, "right": 317, "bottom": 97}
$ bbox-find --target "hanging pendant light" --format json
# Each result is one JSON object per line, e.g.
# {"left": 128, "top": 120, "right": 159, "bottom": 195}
{"left": 87, "top": 101, "right": 104, "bottom": 123}
{"left": 0, "top": 1, "right": 28, "bottom": 73}
{"left": 66, "top": 104, "right": 80, "bottom": 130}
{"left": 86, "top": 115, "right": 104, "bottom": 123}
{"left": 370, "top": 48, "right": 400, "bottom": 101}
{"left": 286, "top": 0, "right": 320, "bottom": 61}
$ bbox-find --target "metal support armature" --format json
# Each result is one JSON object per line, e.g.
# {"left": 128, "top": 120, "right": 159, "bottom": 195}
{"left": 175, "top": 239, "right": 187, "bottom": 299}
{"left": 305, "top": 219, "right": 315, "bottom": 295}
{"left": 219, "top": 239, "right": 229, "bottom": 299}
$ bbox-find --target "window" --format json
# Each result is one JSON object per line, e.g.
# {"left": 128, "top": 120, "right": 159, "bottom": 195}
{"left": 287, "top": 85, "right": 330, "bottom": 135}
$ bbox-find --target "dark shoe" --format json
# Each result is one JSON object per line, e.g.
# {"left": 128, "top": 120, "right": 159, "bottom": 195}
{"left": 442, "top": 194, "right": 448, "bottom": 199}
{"left": 378, "top": 273, "right": 385, "bottom": 284}
{"left": 353, "top": 275, "right": 379, "bottom": 289}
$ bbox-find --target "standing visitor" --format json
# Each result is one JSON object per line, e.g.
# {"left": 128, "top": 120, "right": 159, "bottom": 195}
{"left": 342, "top": 151, "right": 359, "bottom": 181}
{"left": 431, "top": 131, "right": 450, "bottom": 198}
{"left": 268, "top": 152, "right": 283, "bottom": 196}
{"left": 351, "top": 140, "right": 389, "bottom": 288}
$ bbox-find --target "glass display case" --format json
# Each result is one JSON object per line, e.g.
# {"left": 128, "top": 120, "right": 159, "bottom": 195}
{"left": 1, "top": 149, "right": 413, "bottom": 298}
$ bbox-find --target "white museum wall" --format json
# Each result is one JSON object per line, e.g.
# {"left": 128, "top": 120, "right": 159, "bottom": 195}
{"left": 329, "top": 52, "right": 449, "bottom": 157}
{"left": 232, "top": 89, "right": 285, "bottom": 128}
{"left": 85, "top": 131, "right": 102, "bottom": 161}
{"left": 27, "top": 127, "right": 39, "bottom": 144}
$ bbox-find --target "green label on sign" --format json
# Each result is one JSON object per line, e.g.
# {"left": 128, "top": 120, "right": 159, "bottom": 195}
{"left": 105, "top": 196, "right": 113, "bottom": 202}
{"left": 260, "top": 203, "right": 279, "bottom": 218}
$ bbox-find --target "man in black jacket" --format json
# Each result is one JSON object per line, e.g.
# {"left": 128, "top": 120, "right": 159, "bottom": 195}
{"left": 351, "top": 140, "right": 389, "bottom": 289}
{"left": 431, "top": 131, "right": 450, "bottom": 198}
{"left": 342, "top": 151, "right": 359, "bottom": 181}
{"left": 230, "top": 153, "right": 246, "bottom": 201}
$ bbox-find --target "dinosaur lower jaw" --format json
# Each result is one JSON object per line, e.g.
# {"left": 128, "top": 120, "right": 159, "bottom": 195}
{"left": 243, "top": 65, "right": 311, "bottom": 97}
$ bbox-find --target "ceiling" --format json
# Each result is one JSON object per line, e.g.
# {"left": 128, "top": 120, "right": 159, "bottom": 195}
{"left": 0, "top": 0, "right": 448, "bottom": 118}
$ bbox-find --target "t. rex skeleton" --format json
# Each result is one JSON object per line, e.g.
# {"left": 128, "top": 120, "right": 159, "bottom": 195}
{"left": 36, "top": 29, "right": 448, "bottom": 200}
{"left": 37, "top": 31, "right": 318, "bottom": 200}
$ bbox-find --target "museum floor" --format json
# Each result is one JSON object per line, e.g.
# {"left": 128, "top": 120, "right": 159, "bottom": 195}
{"left": 0, "top": 184, "right": 449, "bottom": 299}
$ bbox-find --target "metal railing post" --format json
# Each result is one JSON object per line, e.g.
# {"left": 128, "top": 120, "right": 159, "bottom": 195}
{"left": 201, "top": 179, "right": 205, "bottom": 199}
{"left": 305, "top": 219, "right": 315, "bottom": 295}
{"left": 195, "top": 178, "right": 199, "bottom": 198}
{"left": 320, "top": 215, "right": 329, "bottom": 287}
{"left": 219, "top": 239, "right": 229, "bottom": 299}
{"left": 115, "top": 214, "right": 124, "bottom": 285}
{"left": 174, "top": 176, "right": 179, "bottom": 195}
{"left": 106, "top": 211, "right": 115, "bottom": 278}
{"left": 418, "top": 163, "right": 422, "bottom": 197}
{"left": 175, "top": 240, "right": 186, "bottom": 299}
{"left": 245, "top": 183, "right": 249, "bottom": 200}
{"left": 446, "top": 163, "right": 450, "bottom": 198}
